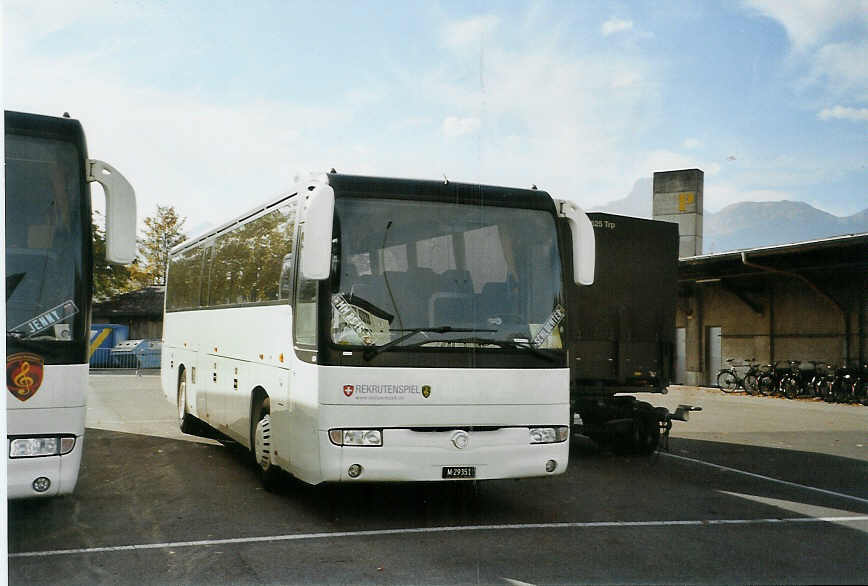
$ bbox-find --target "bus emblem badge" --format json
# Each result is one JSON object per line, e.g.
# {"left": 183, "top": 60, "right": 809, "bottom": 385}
{"left": 7, "top": 353, "right": 45, "bottom": 402}
{"left": 422, "top": 385, "right": 431, "bottom": 398}
{"left": 343, "top": 385, "right": 354, "bottom": 397}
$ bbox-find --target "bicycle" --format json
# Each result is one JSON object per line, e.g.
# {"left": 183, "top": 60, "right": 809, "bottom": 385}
{"left": 756, "top": 362, "right": 781, "bottom": 396}
{"left": 716, "top": 358, "right": 759, "bottom": 393}
{"left": 742, "top": 359, "right": 762, "bottom": 395}
{"left": 779, "top": 360, "right": 805, "bottom": 399}
{"left": 809, "top": 362, "right": 834, "bottom": 399}
{"left": 838, "top": 360, "right": 866, "bottom": 404}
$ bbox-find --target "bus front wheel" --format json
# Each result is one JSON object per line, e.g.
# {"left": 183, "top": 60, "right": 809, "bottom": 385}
{"left": 177, "top": 371, "right": 196, "bottom": 434}
{"left": 253, "top": 405, "right": 280, "bottom": 491}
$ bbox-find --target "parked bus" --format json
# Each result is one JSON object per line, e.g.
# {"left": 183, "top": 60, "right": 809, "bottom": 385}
{"left": 5, "top": 110, "right": 136, "bottom": 498}
{"left": 161, "top": 172, "right": 594, "bottom": 486}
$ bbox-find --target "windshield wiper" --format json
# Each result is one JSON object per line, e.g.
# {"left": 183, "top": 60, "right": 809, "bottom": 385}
{"left": 362, "top": 326, "right": 494, "bottom": 361}
{"left": 411, "top": 336, "right": 560, "bottom": 363}
{"left": 6, "top": 331, "right": 53, "bottom": 351}
{"left": 342, "top": 293, "right": 394, "bottom": 323}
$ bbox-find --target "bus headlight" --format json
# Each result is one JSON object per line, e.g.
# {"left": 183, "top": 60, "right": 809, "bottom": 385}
{"left": 9, "top": 436, "right": 76, "bottom": 458}
{"left": 328, "top": 429, "right": 383, "bottom": 447}
{"left": 528, "top": 426, "right": 569, "bottom": 444}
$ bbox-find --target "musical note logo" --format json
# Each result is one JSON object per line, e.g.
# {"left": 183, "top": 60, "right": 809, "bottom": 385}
{"left": 14, "top": 361, "right": 34, "bottom": 390}
{"left": 7, "top": 353, "right": 44, "bottom": 401}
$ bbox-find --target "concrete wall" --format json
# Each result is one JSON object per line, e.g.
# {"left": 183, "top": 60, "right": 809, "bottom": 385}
{"left": 677, "top": 275, "right": 865, "bottom": 385}
{"left": 653, "top": 169, "right": 704, "bottom": 258}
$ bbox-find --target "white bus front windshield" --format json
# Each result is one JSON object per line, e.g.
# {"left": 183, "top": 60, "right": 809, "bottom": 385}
{"left": 5, "top": 135, "right": 84, "bottom": 343}
{"left": 331, "top": 198, "right": 565, "bottom": 350}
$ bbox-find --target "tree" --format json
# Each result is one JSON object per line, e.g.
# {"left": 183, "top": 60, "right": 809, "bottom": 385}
{"left": 139, "top": 205, "right": 187, "bottom": 286}
{"left": 92, "top": 212, "right": 140, "bottom": 300}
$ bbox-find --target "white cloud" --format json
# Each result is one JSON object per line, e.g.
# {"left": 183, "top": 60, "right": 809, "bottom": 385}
{"left": 601, "top": 18, "right": 633, "bottom": 37}
{"left": 442, "top": 116, "right": 481, "bottom": 138}
{"left": 683, "top": 138, "right": 702, "bottom": 150}
{"left": 743, "top": 0, "right": 867, "bottom": 50}
{"left": 818, "top": 105, "right": 868, "bottom": 121}
{"left": 811, "top": 41, "right": 868, "bottom": 96}
{"left": 610, "top": 71, "right": 642, "bottom": 89}
{"left": 636, "top": 150, "right": 701, "bottom": 177}
{"left": 442, "top": 14, "right": 500, "bottom": 48}
{"left": 417, "top": 33, "right": 664, "bottom": 206}
{"left": 4, "top": 51, "right": 357, "bottom": 230}
{"left": 704, "top": 182, "right": 793, "bottom": 212}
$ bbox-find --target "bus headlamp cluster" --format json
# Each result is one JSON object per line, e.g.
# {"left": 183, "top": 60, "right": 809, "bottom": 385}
{"left": 9, "top": 436, "right": 76, "bottom": 458}
{"left": 328, "top": 429, "right": 383, "bottom": 447}
{"left": 528, "top": 426, "right": 569, "bottom": 444}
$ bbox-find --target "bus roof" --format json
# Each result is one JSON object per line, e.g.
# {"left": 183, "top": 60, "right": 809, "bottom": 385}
{"left": 171, "top": 172, "right": 557, "bottom": 255}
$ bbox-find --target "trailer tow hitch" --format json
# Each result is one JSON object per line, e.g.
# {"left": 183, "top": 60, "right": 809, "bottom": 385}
{"left": 659, "top": 404, "right": 702, "bottom": 451}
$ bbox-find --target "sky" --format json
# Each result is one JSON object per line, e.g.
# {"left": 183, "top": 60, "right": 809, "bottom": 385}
{"left": 3, "top": 0, "right": 867, "bottom": 237}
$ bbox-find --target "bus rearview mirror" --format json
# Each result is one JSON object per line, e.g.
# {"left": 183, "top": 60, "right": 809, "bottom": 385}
{"left": 300, "top": 184, "right": 335, "bottom": 280}
{"left": 559, "top": 200, "right": 595, "bottom": 285}
{"left": 87, "top": 159, "right": 137, "bottom": 265}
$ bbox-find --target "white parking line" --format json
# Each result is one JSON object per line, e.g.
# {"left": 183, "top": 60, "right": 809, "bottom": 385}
{"left": 660, "top": 452, "right": 868, "bottom": 505}
{"left": 10, "top": 516, "right": 868, "bottom": 559}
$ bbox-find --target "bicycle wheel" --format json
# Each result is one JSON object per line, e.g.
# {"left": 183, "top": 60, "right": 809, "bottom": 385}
{"left": 717, "top": 370, "right": 738, "bottom": 392}
{"left": 819, "top": 380, "right": 835, "bottom": 401}
{"left": 743, "top": 374, "right": 759, "bottom": 395}
{"left": 757, "top": 374, "right": 775, "bottom": 396}
{"left": 781, "top": 375, "right": 799, "bottom": 399}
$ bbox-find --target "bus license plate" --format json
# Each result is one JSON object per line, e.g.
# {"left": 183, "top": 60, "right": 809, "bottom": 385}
{"left": 442, "top": 466, "right": 475, "bottom": 479}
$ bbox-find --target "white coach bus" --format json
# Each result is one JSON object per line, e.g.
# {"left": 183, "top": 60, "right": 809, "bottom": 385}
{"left": 5, "top": 110, "right": 136, "bottom": 498}
{"left": 161, "top": 172, "right": 594, "bottom": 486}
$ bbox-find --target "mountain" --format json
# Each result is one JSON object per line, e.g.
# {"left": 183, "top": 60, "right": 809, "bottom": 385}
{"left": 702, "top": 201, "right": 868, "bottom": 253}
{"left": 592, "top": 180, "right": 868, "bottom": 253}
{"left": 593, "top": 177, "right": 653, "bottom": 218}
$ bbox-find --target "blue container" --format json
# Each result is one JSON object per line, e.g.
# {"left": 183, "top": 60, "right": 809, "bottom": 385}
{"left": 137, "top": 340, "right": 163, "bottom": 368}
{"left": 89, "top": 324, "right": 129, "bottom": 367}
{"left": 109, "top": 339, "right": 162, "bottom": 368}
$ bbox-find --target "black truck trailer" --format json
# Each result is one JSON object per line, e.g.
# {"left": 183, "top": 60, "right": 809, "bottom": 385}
{"left": 558, "top": 211, "right": 698, "bottom": 454}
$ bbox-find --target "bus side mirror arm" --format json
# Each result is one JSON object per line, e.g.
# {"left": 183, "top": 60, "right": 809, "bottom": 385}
{"left": 558, "top": 200, "right": 595, "bottom": 285}
{"left": 300, "top": 184, "right": 335, "bottom": 280}
{"left": 87, "top": 159, "right": 137, "bottom": 265}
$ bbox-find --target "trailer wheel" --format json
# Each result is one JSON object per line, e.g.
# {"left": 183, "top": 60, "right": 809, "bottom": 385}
{"left": 252, "top": 401, "right": 280, "bottom": 491}
{"left": 632, "top": 415, "right": 660, "bottom": 456}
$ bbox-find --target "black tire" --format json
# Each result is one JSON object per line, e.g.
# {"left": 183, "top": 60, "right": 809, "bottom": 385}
{"left": 632, "top": 415, "right": 660, "bottom": 456}
{"left": 820, "top": 380, "right": 835, "bottom": 401}
{"left": 781, "top": 376, "right": 799, "bottom": 399}
{"left": 612, "top": 415, "right": 659, "bottom": 456}
{"left": 252, "top": 402, "right": 281, "bottom": 491}
{"left": 743, "top": 374, "right": 759, "bottom": 395}
{"left": 717, "top": 370, "right": 738, "bottom": 392}
{"left": 758, "top": 374, "right": 775, "bottom": 396}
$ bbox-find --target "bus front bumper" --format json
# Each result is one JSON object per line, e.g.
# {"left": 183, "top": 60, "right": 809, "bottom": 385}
{"left": 319, "top": 427, "right": 569, "bottom": 482}
{"left": 7, "top": 437, "right": 84, "bottom": 498}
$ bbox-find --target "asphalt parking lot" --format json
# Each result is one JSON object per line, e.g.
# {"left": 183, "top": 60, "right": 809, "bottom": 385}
{"left": 8, "top": 375, "right": 868, "bottom": 585}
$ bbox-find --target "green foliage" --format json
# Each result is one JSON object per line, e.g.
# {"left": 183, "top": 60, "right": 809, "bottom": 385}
{"left": 164, "top": 204, "right": 297, "bottom": 310}
{"left": 208, "top": 208, "right": 295, "bottom": 305}
{"left": 139, "top": 205, "right": 187, "bottom": 286}
{"left": 92, "top": 212, "right": 139, "bottom": 300}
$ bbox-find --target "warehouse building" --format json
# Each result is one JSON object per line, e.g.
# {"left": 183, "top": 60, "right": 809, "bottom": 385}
{"left": 674, "top": 233, "right": 867, "bottom": 385}
{"left": 91, "top": 285, "right": 165, "bottom": 340}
